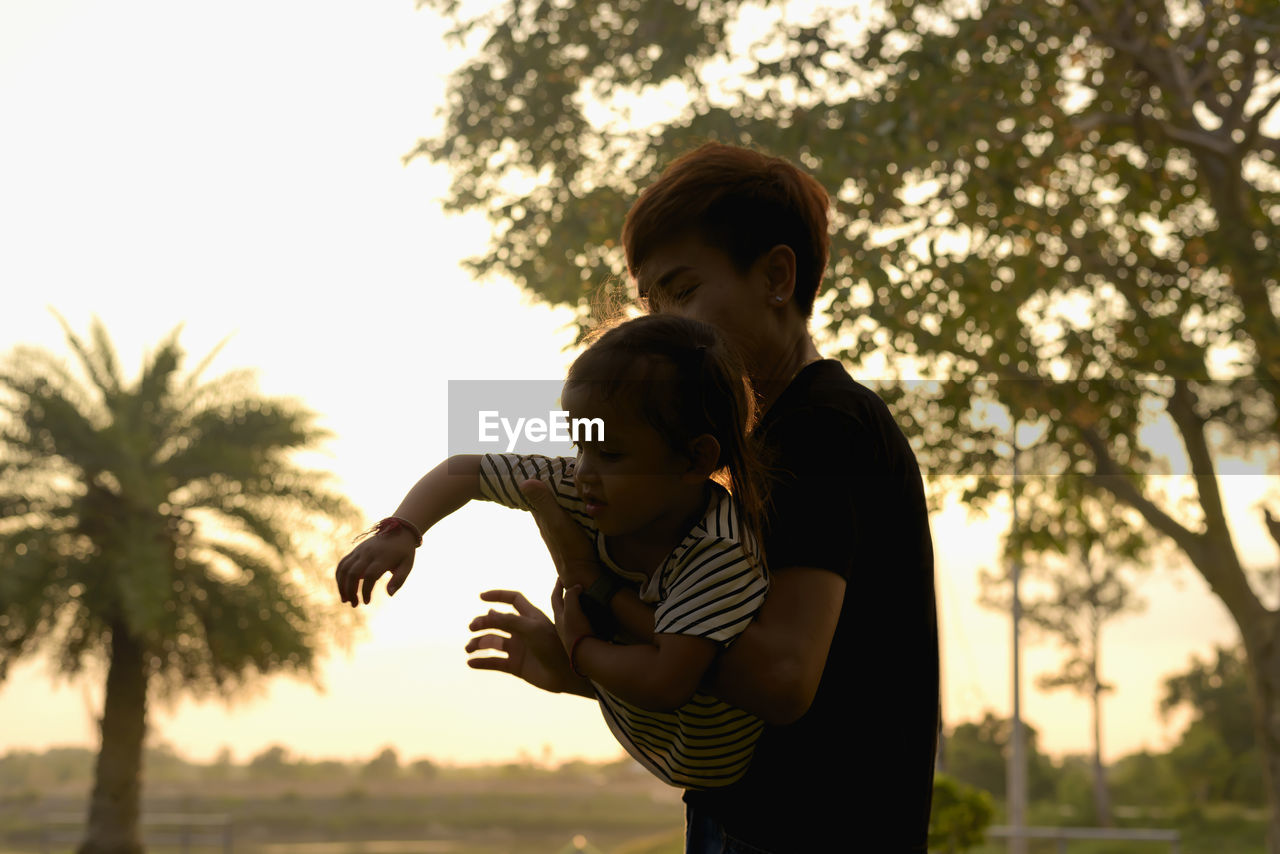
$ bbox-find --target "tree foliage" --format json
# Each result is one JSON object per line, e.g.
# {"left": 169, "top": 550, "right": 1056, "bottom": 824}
{"left": 1107, "top": 749, "right": 1183, "bottom": 808}
{"left": 1162, "top": 644, "right": 1266, "bottom": 804}
{"left": 928, "top": 773, "right": 995, "bottom": 853}
{"left": 943, "top": 712, "right": 1058, "bottom": 802}
{"left": 0, "top": 317, "right": 357, "bottom": 692}
{"left": 362, "top": 746, "right": 401, "bottom": 780}
{"left": 1164, "top": 645, "right": 1257, "bottom": 754}
{"left": 415, "top": 0, "right": 1280, "bottom": 840}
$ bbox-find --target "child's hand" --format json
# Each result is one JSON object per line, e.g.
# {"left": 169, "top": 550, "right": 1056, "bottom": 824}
{"left": 334, "top": 528, "right": 417, "bottom": 607}
{"left": 551, "top": 583, "right": 594, "bottom": 651}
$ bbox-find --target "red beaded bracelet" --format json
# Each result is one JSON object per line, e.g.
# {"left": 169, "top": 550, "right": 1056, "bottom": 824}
{"left": 367, "top": 516, "right": 423, "bottom": 547}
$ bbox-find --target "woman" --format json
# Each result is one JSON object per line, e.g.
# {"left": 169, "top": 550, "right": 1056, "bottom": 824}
{"left": 469, "top": 144, "right": 938, "bottom": 853}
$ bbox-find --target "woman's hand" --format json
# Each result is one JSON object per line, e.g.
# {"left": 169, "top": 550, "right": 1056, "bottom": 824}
{"left": 334, "top": 527, "right": 417, "bottom": 607}
{"left": 466, "top": 588, "right": 592, "bottom": 697}
{"left": 520, "top": 479, "right": 602, "bottom": 589}
{"left": 551, "top": 583, "right": 594, "bottom": 653}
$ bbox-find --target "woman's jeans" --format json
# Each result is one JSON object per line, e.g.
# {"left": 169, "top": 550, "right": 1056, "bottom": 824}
{"left": 684, "top": 804, "right": 776, "bottom": 854}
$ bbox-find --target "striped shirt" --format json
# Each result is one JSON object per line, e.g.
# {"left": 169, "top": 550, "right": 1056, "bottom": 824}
{"left": 478, "top": 452, "right": 768, "bottom": 788}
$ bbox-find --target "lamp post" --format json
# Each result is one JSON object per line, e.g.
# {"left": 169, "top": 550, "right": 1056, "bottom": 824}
{"left": 1008, "top": 425, "right": 1027, "bottom": 854}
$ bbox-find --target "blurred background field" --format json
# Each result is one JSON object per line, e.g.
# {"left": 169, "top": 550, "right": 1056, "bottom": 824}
{"left": 0, "top": 747, "right": 684, "bottom": 854}
{"left": 0, "top": 742, "right": 1268, "bottom": 854}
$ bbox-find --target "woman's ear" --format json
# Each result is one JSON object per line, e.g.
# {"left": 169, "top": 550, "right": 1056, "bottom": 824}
{"left": 760, "top": 244, "right": 797, "bottom": 306}
{"left": 683, "top": 434, "right": 722, "bottom": 480}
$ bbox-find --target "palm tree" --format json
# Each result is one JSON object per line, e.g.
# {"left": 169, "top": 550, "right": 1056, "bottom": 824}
{"left": 0, "top": 316, "right": 359, "bottom": 854}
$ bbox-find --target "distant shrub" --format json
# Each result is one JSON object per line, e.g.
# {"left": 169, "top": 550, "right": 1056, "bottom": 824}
{"left": 410, "top": 758, "right": 438, "bottom": 779}
{"left": 362, "top": 747, "right": 400, "bottom": 780}
{"left": 928, "top": 774, "right": 994, "bottom": 854}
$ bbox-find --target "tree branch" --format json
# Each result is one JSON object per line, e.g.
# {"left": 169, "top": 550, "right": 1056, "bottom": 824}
{"left": 1068, "top": 110, "right": 1134, "bottom": 137}
{"left": 1246, "top": 86, "right": 1280, "bottom": 143}
{"left": 1074, "top": 0, "right": 1143, "bottom": 58}
{"left": 1161, "top": 21, "right": 1207, "bottom": 117}
{"left": 1256, "top": 135, "right": 1280, "bottom": 158}
{"left": 1163, "top": 380, "right": 1269, "bottom": 622}
{"left": 1167, "top": 379, "right": 1231, "bottom": 536}
{"left": 1078, "top": 425, "right": 1205, "bottom": 561}
{"left": 1221, "top": 37, "right": 1258, "bottom": 135}
{"left": 1162, "top": 121, "right": 1236, "bottom": 156}
{"left": 1265, "top": 508, "right": 1280, "bottom": 556}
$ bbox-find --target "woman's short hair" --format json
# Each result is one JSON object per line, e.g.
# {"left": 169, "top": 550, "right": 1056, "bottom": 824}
{"left": 622, "top": 143, "right": 831, "bottom": 317}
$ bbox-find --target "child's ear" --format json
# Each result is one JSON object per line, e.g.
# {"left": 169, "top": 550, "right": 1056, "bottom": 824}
{"left": 683, "top": 434, "right": 722, "bottom": 480}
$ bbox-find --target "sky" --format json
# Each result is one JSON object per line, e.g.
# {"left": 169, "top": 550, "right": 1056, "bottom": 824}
{"left": 0, "top": 0, "right": 1273, "bottom": 769}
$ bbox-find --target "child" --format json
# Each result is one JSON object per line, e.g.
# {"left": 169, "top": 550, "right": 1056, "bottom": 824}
{"left": 334, "top": 314, "right": 769, "bottom": 789}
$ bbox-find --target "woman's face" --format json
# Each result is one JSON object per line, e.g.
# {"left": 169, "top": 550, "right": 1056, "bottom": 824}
{"left": 634, "top": 235, "right": 779, "bottom": 364}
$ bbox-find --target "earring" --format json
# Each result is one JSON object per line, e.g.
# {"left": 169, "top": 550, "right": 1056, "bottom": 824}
{"left": 774, "top": 296, "right": 785, "bottom": 303}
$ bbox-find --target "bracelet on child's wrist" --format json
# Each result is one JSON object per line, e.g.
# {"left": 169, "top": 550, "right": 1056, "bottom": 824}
{"left": 364, "top": 516, "right": 424, "bottom": 547}
{"left": 568, "top": 634, "right": 591, "bottom": 678}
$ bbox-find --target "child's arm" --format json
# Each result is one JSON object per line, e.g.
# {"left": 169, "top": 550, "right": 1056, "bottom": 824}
{"left": 574, "top": 532, "right": 767, "bottom": 709}
{"left": 335, "top": 454, "right": 484, "bottom": 606}
{"left": 557, "top": 586, "right": 716, "bottom": 711}
{"left": 607, "top": 591, "right": 657, "bottom": 643}
{"left": 392, "top": 453, "right": 485, "bottom": 533}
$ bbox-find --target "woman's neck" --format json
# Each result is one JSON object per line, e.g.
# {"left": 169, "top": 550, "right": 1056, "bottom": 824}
{"left": 749, "top": 333, "right": 823, "bottom": 417}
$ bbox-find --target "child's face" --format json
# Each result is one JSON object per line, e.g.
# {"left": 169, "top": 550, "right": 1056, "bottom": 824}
{"left": 562, "top": 385, "right": 700, "bottom": 539}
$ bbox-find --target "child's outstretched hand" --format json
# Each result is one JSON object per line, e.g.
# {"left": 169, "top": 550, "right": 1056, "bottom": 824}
{"left": 334, "top": 526, "right": 417, "bottom": 607}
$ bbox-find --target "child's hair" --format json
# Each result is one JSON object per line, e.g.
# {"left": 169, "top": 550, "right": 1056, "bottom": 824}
{"left": 565, "top": 314, "right": 768, "bottom": 552}
{"left": 622, "top": 142, "right": 831, "bottom": 317}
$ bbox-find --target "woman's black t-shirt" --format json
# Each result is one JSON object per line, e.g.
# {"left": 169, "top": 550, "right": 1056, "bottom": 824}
{"left": 683, "top": 360, "right": 939, "bottom": 853}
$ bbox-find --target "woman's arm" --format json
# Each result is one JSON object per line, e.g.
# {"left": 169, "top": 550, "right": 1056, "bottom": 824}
{"left": 706, "top": 567, "right": 845, "bottom": 724}
{"left": 467, "top": 588, "right": 595, "bottom": 698}
{"left": 705, "top": 405, "right": 858, "bottom": 724}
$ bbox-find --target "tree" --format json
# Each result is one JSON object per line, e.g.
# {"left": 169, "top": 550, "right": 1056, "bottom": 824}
{"left": 414, "top": 0, "right": 1280, "bottom": 845}
{"left": 1162, "top": 645, "right": 1266, "bottom": 805}
{"left": 1024, "top": 553, "right": 1136, "bottom": 825}
{"left": 981, "top": 489, "right": 1147, "bottom": 825}
{"left": 362, "top": 746, "right": 401, "bottom": 780}
{"left": 410, "top": 757, "right": 439, "bottom": 779}
{"left": 943, "top": 712, "right": 1057, "bottom": 802}
{"left": 1107, "top": 750, "right": 1182, "bottom": 809}
{"left": 248, "top": 744, "right": 297, "bottom": 781}
{"left": 0, "top": 317, "right": 358, "bottom": 854}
